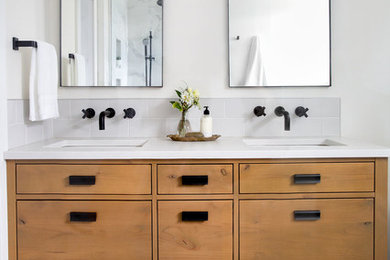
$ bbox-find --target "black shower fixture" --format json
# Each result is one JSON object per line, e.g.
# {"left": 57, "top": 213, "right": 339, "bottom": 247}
{"left": 157, "top": 0, "right": 163, "bottom": 6}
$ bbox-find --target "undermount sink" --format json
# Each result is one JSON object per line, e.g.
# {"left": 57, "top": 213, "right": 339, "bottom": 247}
{"left": 243, "top": 138, "right": 345, "bottom": 147}
{"left": 44, "top": 139, "right": 148, "bottom": 148}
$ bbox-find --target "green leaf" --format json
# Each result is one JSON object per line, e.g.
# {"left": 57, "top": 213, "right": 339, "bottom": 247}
{"left": 169, "top": 101, "right": 176, "bottom": 105}
{"left": 172, "top": 102, "right": 183, "bottom": 111}
{"left": 175, "top": 90, "right": 182, "bottom": 98}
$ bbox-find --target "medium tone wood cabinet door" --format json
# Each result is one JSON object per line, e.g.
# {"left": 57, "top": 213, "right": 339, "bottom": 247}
{"left": 17, "top": 201, "right": 152, "bottom": 260}
{"left": 158, "top": 165, "right": 233, "bottom": 194}
{"left": 240, "top": 163, "right": 374, "bottom": 194}
{"left": 158, "top": 200, "right": 233, "bottom": 260}
{"left": 240, "top": 199, "right": 374, "bottom": 260}
{"left": 17, "top": 164, "right": 152, "bottom": 194}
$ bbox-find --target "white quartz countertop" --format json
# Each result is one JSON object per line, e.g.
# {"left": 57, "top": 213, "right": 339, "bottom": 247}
{"left": 4, "top": 137, "right": 390, "bottom": 160}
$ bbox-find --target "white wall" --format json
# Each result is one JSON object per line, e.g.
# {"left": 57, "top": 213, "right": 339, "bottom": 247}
{"left": 0, "top": 0, "right": 8, "bottom": 258}
{"left": 7, "top": 0, "right": 341, "bottom": 99}
{"left": 6, "top": 0, "right": 390, "bottom": 140}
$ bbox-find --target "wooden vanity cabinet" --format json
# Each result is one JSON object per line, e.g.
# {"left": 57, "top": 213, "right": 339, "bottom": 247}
{"left": 7, "top": 158, "right": 387, "bottom": 260}
{"left": 16, "top": 164, "right": 152, "bottom": 194}
{"left": 158, "top": 200, "right": 233, "bottom": 260}
{"left": 240, "top": 199, "right": 374, "bottom": 260}
{"left": 157, "top": 164, "right": 233, "bottom": 194}
{"left": 17, "top": 201, "right": 152, "bottom": 260}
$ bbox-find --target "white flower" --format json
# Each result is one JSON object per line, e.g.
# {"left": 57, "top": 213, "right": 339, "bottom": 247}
{"left": 193, "top": 89, "right": 200, "bottom": 98}
{"left": 181, "top": 92, "right": 193, "bottom": 106}
{"left": 187, "top": 87, "right": 193, "bottom": 93}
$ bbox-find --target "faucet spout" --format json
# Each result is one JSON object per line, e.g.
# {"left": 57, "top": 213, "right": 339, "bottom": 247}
{"left": 99, "top": 108, "right": 116, "bottom": 131}
{"left": 283, "top": 111, "right": 290, "bottom": 131}
{"left": 275, "top": 106, "right": 291, "bottom": 131}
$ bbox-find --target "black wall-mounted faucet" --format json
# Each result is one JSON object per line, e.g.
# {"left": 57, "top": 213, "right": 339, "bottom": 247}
{"left": 275, "top": 106, "right": 291, "bottom": 131}
{"left": 99, "top": 108, "right": 116, "bottom": 130}
{"left": 253, "top": 106, "right": 267, "bottom": 117}
{"left": 295, "top": 106, "right": 309, "bottom": 118}
{"left": 124, "top": 108, "right": 136, "bottom": 119}
{"left": 82, "top": 108, "right": 95, "bottom": 119}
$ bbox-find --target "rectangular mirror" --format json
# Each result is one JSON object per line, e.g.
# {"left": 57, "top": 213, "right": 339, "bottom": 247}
{"left": 61, "top": 0, "right": 163, "bottom": 87}
{"left": 229, "top": 0, "right": 331, "bottom": 87}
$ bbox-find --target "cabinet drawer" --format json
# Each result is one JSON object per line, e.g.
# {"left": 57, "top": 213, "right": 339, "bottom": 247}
{"left": 17, "top": 164, "right": 151, "bottom": 194}
{"left": 158, "top": 201, "right": 233, "bottom": 259}
{"left": 158, "top": 165, "right": 233, "bottom": 194}
{"left": 240, "top": 199, "right": 373, "bottom": 260}
{"left": 17, "top": 201, "right": 152, "bottom": 260}
{"left": 240, "top": 162, "right": 374, "bottom": 193}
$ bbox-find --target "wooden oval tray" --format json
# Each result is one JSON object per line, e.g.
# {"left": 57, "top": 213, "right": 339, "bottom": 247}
{"left": 167, "top": 133, "right": 221, "bottom": 142}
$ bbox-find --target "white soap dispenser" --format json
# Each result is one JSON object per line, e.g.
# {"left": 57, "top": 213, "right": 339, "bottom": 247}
{"left": 200, "top": 106, "right": 213, "bottom": 138}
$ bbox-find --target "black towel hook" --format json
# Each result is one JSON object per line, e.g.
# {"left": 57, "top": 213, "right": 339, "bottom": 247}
{"left": 13, "top": 37, "right": 38, "bottom": 50}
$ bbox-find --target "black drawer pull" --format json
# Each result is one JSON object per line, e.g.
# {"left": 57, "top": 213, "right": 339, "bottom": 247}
{"left": 294, "top": 210, "right": 321, "bottom": 221}
{"left": 70, "top": 212, "right": 97, "bottom": 222}
{"left": 182, "top": 175, "right": 208, "bottom": 186}
{"left": 69, "top": 176, "right": 96, "bottom": 186}
{"left": 181, "top": 211, "right": 208, "bottom": 221}
{"left": 294, "top": 174, "right": 321, "bottom": 184}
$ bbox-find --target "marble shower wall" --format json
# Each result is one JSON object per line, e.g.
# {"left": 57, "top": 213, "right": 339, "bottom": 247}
{"left": 125, "top": 0, "right": 163, "bottom": 86}
{"left": 111, "top": 0, "right": 129, "bottom": 86}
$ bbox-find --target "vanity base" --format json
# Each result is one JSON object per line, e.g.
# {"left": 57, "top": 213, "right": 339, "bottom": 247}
{"left": 7, "top": 158, "right": 387, "bottom": 260}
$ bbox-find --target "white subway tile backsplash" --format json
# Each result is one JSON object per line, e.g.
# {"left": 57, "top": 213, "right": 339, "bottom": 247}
{"left": 58, "top": 100, "right": 71, "bottom": 119}
{"left": 91, "top": 117, "right": 130, "bottom": 138}
{"left": 322, "top": 117, "right": 341, "bottom": 136}
{"left": 8, "top": 124, "right": 26, "bottom": 149}
{"left": 7, "top": 98, "right": 341, "bottom": 148}
{"left": 245, "top": 116, "right": 285, "bottom": 137}
{"left": 190, "top": 99, "right": 226, "bottom": 118}
{"left": 43, "top": 120, "right": 54, "bottom": 139}
{"left": 303, "top": 98, "right": 340, "bottom": 118}
{"left": 25, "top": 123, "right": 45, "bottom": 144}
{"left": 70, "top": 100, "right": 110, "bottom": 120}
{"left": 108, "top": 100, "right": 149, "bottom": 119}
{"left": 53, "top": 119, "right": 91, "bottom": 138}
{"left": 7, "top": 100, "right": 17, "bottom": 125}
{"left": 225, "top": 98, "right": 265, "bottom": 118}
{"left": 214, "top": 118, "right": 246, "bottom": 137}
{"left": 292, "top": 117, "right": 323, "bottom": 137}
{"left": 130, "top": 118, "right": 167, "bottom": 137}
{"left": 147, "top": 100, "right": 179, "bottom": 118}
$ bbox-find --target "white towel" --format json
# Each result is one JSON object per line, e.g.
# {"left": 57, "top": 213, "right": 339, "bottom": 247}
{"left": 243, "top": 36, "right": 266, "bottom": 86}
{"left": 73, "top": 53, "right": 86, "bottom": 86}
{"left": 29, "top": 41, "right": 59, "bottom": 121}
{"left": 66, "top": 58, "right": 74, "bottom": 86}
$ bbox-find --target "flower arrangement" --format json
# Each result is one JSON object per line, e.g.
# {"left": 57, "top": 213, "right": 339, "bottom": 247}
{"left": 170, "top": 84, "right": 201, "bottom": 136}
{"left": 170, "top": 87, "right": 201, "bottom": 113}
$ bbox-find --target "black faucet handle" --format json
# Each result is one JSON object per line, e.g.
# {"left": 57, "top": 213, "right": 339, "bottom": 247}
{"left": 254, "top": 106, "right": 267, "bottom": 117}
{"left": 105, "top": 108, "right": 116, "bottom": 118}
{"left": 275, "top": 106, "right": 289, "bottom": 116}
{"left": 82, "top": 108, "right": 95, "bottom": 119}
{"left": 295, "top": 106, "right": 309, "bottom": 118}
{"left": 124, "top": 108, "right": 136, "bottom": 119}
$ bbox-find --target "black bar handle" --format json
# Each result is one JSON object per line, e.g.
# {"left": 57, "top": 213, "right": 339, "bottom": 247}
{"left": 69, "top": 176, "right": 96, "bottom": 186}
{"left": 181, "top": 211, "right": 208, "bottom": 222}
{"left": 294, "top": 174, "right": 321, "bottom": 184}
{"left": 182, "top": 175, "right": 208, "bottom": 186}
{"left": 294, "top": 210, "right": 321, "bottom": 221}
{"left": 12, "top": 37, "right": 38, "bottom": 50}
{"left": 70, "top": 212, "right": 97, "bottom": 222}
